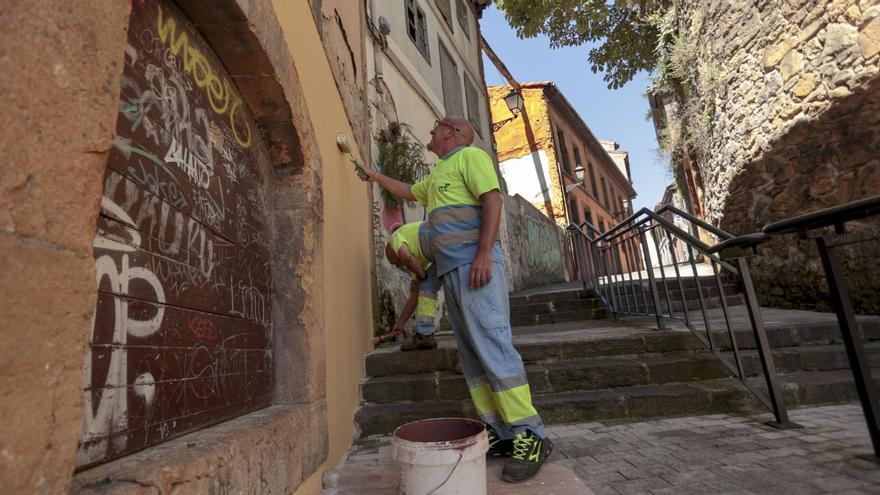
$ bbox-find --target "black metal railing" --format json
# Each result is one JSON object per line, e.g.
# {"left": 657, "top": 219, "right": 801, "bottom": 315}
{"left": 567, "top": 205, "right": 796, "bottom": 428}
{"left": 763, "top": 194, "right": 880, "bottom": 458}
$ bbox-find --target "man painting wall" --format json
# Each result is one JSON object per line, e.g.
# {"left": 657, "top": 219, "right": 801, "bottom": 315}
{"left": 358, "top": 116, "right": 552, "bottom": 483}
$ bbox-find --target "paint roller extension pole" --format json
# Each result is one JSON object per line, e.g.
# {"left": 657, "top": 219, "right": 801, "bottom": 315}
{"left": 336, "top": 133, "right": 369, "bottom": 180}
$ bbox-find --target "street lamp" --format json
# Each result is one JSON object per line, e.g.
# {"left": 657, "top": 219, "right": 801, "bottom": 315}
{"left": 491, "top": 89, "right": 524, "bottom": 132}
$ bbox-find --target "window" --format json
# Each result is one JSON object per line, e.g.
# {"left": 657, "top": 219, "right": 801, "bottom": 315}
{"left": 435, "top": 0, "right": 454, "bottom": 33}
{"left": 569, "top": 198, "right": 579, "bottom": 223}
{"left": 456, "top": 0, "right": 470, "bottom": 38}
{"left": 572, "top": 146, "right": 583, "bottom": 182}
{"left": 438, "top": 41, "right": 464, "bottom": 117}
{"left": 556, "top": 128, "right": 571, "bottom": 174}
{"left": 464, "top": 74, "right": 481, "bottom": 135}
{"left": 587, "top": 162, "right": 598, "bottom": 198}
{"left": 599, "top": 219, "right": 606, "bottom": 233}
{"left": 406, "top": 0, "right": 430, "bottom": 62}
{"left": 601, "top": 176, "right": 609, "bottom": 210}
{"left": 583, "top": 207, "right": 593, "bottom": 227}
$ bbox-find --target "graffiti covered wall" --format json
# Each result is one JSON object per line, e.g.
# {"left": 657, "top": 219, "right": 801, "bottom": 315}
{"left": 78, "top": 0, "right": 274, "bottom": 468}
{"left": 504, "top": 194, "right": 571, "bottom": 291}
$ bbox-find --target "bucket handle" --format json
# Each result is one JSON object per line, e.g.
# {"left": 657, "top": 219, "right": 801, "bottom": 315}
{"left": 426, "top": 452, "right": 463, "bottom": 495}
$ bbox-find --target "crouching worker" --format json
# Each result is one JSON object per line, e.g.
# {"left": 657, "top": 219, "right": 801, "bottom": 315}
{"left": 386, "top": 221, "right": 440, "bottom": 351}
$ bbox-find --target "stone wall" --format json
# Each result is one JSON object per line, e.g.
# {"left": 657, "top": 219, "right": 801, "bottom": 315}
{"left": 674, "top": 0, "right": 880, "bottom": 312}
{"left": 0, "top": 2, "right": 131, "bottom": 492}
{"left": 0, "top": 0, "right": 339, "bottom": 492}
{"left": 504, "top": 194, "right": 571, "bottom": 291}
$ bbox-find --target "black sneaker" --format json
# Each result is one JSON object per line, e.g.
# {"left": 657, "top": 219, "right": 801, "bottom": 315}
{"left": 485, "top": 426, "right": 513, "bottom": 458}
{"left": 501, "top": 430, "right": 552, "bottom": 483}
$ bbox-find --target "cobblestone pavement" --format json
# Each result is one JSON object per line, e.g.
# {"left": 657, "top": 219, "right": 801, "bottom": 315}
{"left": 341, "top": 404, "right": 879, "bottom": 494}
{"left": 544, "top": 404, "right": 879, "bottom": 495}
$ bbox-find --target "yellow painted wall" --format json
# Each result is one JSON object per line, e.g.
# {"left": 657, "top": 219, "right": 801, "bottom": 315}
{"left": 271, "top": 1, "right": 375, "bottom": 493}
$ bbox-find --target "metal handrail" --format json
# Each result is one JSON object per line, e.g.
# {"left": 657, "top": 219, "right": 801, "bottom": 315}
{"left": 761, "top": 194, "right": 880, "bottom": 458}
{"left": 566, "top": 206, "right": 796, "bottom": 427}
{"left": 659, "top": 204, "right": 735, "bottom": 240}
{"left": 763, "top": 194, "right": 880, "bottom": 236}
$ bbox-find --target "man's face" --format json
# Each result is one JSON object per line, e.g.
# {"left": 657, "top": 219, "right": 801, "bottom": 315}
{"left": 427, "top": 119, "right": 455, "bottom": 155}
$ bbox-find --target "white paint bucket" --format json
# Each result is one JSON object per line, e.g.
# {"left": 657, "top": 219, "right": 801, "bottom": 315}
{"left": 391, "top": 418, "right": 488, "bottom": 495}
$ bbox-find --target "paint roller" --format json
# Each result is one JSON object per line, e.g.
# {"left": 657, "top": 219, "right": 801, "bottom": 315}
{"left": 336, "top": 133, "right": 370, "bottom": 181}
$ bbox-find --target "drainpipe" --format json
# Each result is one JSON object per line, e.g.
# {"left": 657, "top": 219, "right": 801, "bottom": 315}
{"left": 366, "top": 0, "right": 386, "bottom": 95}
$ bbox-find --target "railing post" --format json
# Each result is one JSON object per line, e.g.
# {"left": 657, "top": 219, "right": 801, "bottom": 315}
{"left": 712, "top": 260, "right": 744, "bottom": 379}
{"left": 600, "top": 246, "right": 619, "bottom": 318}
{"left": 736, "top": 257, "right": 797, "bottom": 429}
{"left": 631, "top": 234, "right": 651, "bottom": 314}
{"left": 612, "top": 240, "right": 630, "bottom": 314}
{"left": 570, "top": 230, "right": 587, "bottom": 288}
{"left": 667, "top": 234, "right": 691, "bottom": 326}
{"left": 639, "top": 226, "right": 665, "bottom": 330}
{"left": 650, "top": 226, "right": 674, "bottom": 316}
{"left": 815, "top": 236, "right": 880, "bottom": 455}
{"left": 688, "top": 245, "right": 717, "bottom": 351}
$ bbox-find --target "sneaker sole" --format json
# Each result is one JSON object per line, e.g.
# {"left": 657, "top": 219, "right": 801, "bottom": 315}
{"left": 501, "top": 440, "right": 553, "bottom": 483}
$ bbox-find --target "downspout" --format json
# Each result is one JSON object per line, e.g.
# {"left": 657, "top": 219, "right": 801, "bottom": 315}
{"left": 366, "top": 0, "right": 386, "bottom": 96}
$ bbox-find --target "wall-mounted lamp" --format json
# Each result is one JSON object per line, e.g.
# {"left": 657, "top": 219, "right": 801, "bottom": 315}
{"left": 491, "top": 89, "right": 524, "bottom": 132}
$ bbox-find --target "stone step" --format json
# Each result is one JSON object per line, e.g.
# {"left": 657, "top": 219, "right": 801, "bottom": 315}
{"left": 612, "top": 281, "right": 739, "bottom": 299}
{"left": 619, "top": 294, "right": 746, "bottom": 313}
{"left": 355, "top": 369, "right": 874, "bottom": 437}
{"left": 510, "top": 308, "right": 608, "bottom": 327}
{"left": 361, "top": 343, "right": 880, "bottom": 404}
{"left": 364, "top": 319, "right": 880, "bottom": 378}
{"left": 508, "top": 288, "right": 594, "bottom": 306}
{"left": 509, "top": 298, "right": 602, "bottom": 317}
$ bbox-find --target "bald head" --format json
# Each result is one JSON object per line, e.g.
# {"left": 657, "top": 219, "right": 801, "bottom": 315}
{"left": 427, "top": 116, "right": 476, "bottom": 157}
{"left": 446, "top": 117, "right": 475, "bottom": 146}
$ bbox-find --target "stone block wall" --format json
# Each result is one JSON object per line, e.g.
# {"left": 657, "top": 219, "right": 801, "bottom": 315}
{"left": 674, "top": 0, "right": 880, "bottom": 312}
{"left": 504, "top": 194, "right": 571, "bottom": 291}
{"left": 0, "top": 0, "right": 339, "bottom": 492}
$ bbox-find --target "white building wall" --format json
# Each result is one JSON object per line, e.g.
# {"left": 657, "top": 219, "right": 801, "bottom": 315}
{"left": 370, "top": 0, "right": 491, "bottom": 153}
{"left": 499, "top": 150, "right": 553, "bottom": 208}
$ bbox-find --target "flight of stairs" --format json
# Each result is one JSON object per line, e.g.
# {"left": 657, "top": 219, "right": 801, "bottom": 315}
{"left": 355, "top": 285, "right": 880, "bottom": 438}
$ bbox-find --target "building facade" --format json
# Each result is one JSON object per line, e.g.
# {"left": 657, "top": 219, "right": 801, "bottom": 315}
{"left": 490, "top": 83, "right": 636, "bottom": 232}
{"left": 489, "top": 82, "right": 639, "bottom": 276}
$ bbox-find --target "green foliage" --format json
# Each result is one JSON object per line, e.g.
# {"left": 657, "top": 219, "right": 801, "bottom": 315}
{"left": 374, "top": 285, "right": 397, "bottom": 338}
{"left": 495, "top": 0, "right": 671, "bottom": 89}
{"left": 376, "top": 122, "right": 430, "bottom": 207}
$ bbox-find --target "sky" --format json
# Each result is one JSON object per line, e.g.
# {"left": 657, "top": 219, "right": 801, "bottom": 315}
{"left": 479, "top": 5, "right": 670, "bottom": 212}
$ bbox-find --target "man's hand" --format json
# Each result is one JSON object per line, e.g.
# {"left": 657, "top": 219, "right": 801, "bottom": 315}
{"left": 390, "top": 321, "right": 405, "bottom": 337}
{"left": 352, "top": 159, "right": 374, "bottom": 182}
{"left": 469, "top": 251, "right": 493, "bottom": 288}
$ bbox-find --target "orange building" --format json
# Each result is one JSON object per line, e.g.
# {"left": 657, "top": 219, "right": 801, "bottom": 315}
{"left": 488, "top": 82, "right": 639, "bottom": 273}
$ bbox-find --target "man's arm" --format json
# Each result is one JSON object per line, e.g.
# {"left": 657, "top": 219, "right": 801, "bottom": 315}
{"left": 470, "top": 189, "right": 502, "bottom": 288}
{"left": 398, "top": 244, "right": 426, "bottom": 280}
{"left": 359, "top": 161, "right": 417, "bottom": 201}
{"left": 391, "top": 280, "right": 420, "bottom": 335}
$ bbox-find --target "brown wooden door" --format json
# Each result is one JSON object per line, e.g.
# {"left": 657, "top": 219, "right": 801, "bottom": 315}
{"left": 77, "top": 0, "right": 274, "bottom": 469}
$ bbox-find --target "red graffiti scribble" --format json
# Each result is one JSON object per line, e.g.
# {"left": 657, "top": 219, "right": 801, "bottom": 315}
{"left": 188, "top": 316, "right": 218, "bottom": 342}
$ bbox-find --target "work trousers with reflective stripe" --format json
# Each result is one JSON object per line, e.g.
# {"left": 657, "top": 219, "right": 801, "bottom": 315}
{"left": 442, "top": 261, "right": 545, "bottom": 440}
{"left": 416, "top": 266, "right": 441, "bottom": 336}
